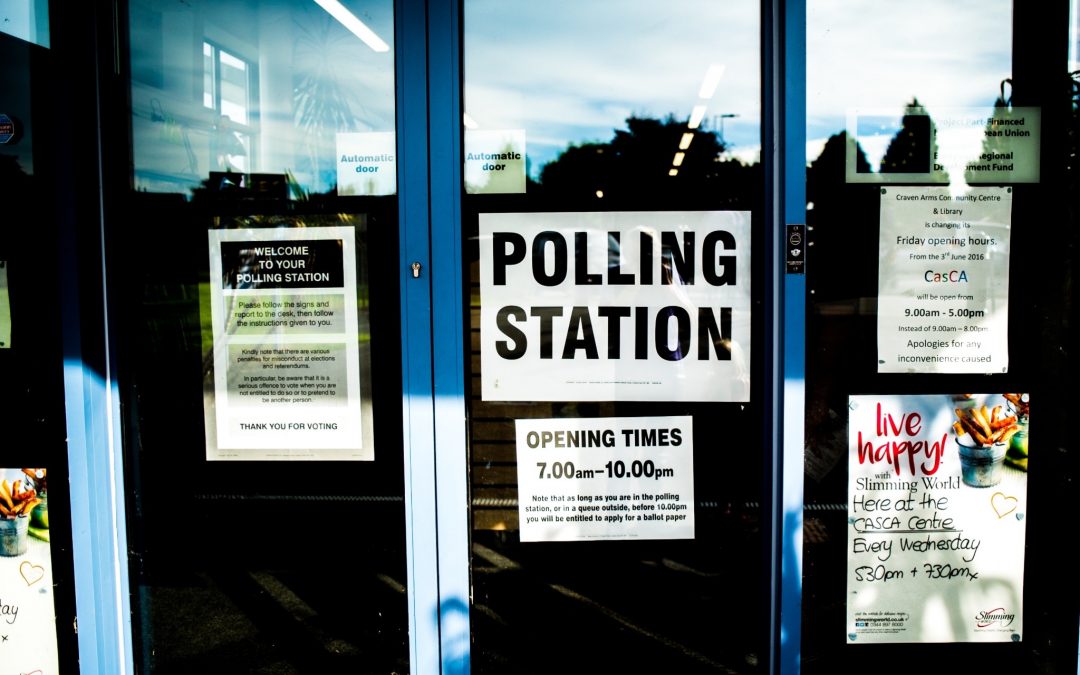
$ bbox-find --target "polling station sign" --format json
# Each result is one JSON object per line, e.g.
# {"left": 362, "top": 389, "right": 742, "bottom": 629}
{"left": 479, "top": 211, "right": 751, "bottom": 402}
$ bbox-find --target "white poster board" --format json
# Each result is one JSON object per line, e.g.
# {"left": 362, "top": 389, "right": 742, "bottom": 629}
{"left": 206, "top": 227, "right": 368, "bottom": 461}
{"left": 0, "top": 468, "right": 60, "bottom": 675}
{"left": 878, "top": 187, "right": 1011, "bottom": 373}
{"left": 847, "top": 394, "right": 1028, "bottom": 643}
{"left": 480, "top": 211, "right": 751, "bottom": 402}
{"left": 515, "top": 416, "right": 694, "bottom": 542}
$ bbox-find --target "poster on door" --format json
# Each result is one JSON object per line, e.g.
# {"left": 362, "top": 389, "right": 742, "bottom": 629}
{"left": 515, "top": 416, "right": 694, "bottom": 542}
{"left": 877, "top": 186, "right": 1012, "bottom": 373}
{"left": 846, "top": 394, "right": 1029, "bottom": 643}
{"left": 0, "top": 467, "right": 60, "bottom": 675}
{"left": 846, "top": 106, "right": 1040, "bottom": 184}
{"left": 206, "top": 227, "right": 369, "bottom": 461}
{"left": 479, "top": 211, "right": 752, "bottom": 402}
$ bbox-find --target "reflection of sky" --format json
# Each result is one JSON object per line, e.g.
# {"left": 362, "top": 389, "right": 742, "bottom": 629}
{"left": 808, "top": 0, "right": 1012, "bottom": 164}
{"left": 464, "top": 0, "right": 761, "bottom": 177}
{"left": 123, "top": 0, "right": 1021, "bottom": 192}
{"left": 128, "top": 0, "right": 395, "bottom": 195}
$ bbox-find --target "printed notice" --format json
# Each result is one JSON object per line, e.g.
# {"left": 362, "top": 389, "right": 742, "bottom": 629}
{"left": 847, "top": 394, "right": 1028, "bottom": 643}
{"left": 206, "top": 227, "right": 368, "bottom": 461}
{"left": 465, "top": 129, "right": 526, "bottom": 194}
{"left": 336, "top": 131, "right": 396, "bottom": 196}
{"left": 847, "top": 106, "right": 1040, "bottom": 184}
{"left": 515, "top": 416, "right": 694, "bottom": 542}
{"left": 1, "top": 468, "right": 60, "bottom": 675}
{"left": 878, "top": 187, "right": 1011, "bottom": 373}
{"left": 480, "top": 211, "right": 751, "bottom": 402}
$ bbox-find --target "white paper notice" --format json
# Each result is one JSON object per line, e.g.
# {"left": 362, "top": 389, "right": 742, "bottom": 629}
{"left": 0, "top": 468, "right": 60, "bottom": 675}
{"left": 878, "top": 187, "right": 1011, "bottom": 373}
{"left": 465, "top": 129, "right": 526, "bottom": 194}
{"left": 336, "top": 131, "right": 396, "bottom": 196}
{"left": 515, "top": 416, "right": 694, "bottom": 542}
{"left": 846, "top": 394, "right": 1028, "bottom": 643}
{"left": 846, "top": 106, "right": 1040, "bottom": 184}
{"left": 206, "top": 227, "right": 368, "bottom": 461}
{"left": 480, "top": 211, "right": 752, "bottom": 402}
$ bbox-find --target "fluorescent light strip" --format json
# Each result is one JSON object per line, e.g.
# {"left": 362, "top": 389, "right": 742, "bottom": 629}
{"left": 314, "top": 0, "right": 390, "bottom": 52}
{"left": 698, "top": 63, "right": 725, "bottom": 99}
{"left": 672, "top": 152, "right": 685, "bottom": 167}
{"left": 668, "top": 168, "right": 679, "bottom": 177}
{"left": 679, "top": 133, "right": 694, "bottom": 150}
{"left": 688, "top": 105, "right": 707, "bottom": 129}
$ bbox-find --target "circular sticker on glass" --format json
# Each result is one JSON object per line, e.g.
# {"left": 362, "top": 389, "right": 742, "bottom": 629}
{"left": 0, "top": 114, "right": 15, "bottom": 144}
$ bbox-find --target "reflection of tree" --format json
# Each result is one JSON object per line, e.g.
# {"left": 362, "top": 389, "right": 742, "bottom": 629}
{"left": 803, "top": 131, "right": 879, "bottom": 485}
{"left": 292, "top": 15, "right": 367, "bottom": 193}
{"left": 473, "top": 141, "right": 525, "bottom": 194}
{"left": 880, "top": 98, "right": 936, "bottom": 174}
{"left": 534, "top": 115, "right": 758, "bottom": 209}
{"left": 965, "top": 80, "right": 1015, "bottom": 185}
{"left": 0, "top": 154, "right": 31, "bottom": 193}
{"left": 806, "top": 132, "right": 878, "bottom": 305}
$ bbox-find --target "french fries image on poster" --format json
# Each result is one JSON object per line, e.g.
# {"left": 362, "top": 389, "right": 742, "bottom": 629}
{"left": 1, "top": 467, "right": 61, "bottom": 675}
{"left": 846, "top": 395, "right": 1027, "bottom": 643}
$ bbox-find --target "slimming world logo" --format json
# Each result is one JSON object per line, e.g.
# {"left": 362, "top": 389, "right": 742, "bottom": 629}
{"left": 975, "top": 608, "right": 1015, "bottom": 628}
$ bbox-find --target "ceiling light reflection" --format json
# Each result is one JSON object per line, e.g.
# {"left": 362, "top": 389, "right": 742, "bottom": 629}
{"left": 688, "top": 105, "right": 707, "bottom": 129}
{"left": 698, "top": 63, "right": 726, "bottom": 99}
{"left": 679, "top": 133, "right": 694, "bottom": 150}
{"left": 672, "top": 152, "right": 685, "bottom": 167}
{"left": 314, "top": 0, "right": 390, "bottom": 52}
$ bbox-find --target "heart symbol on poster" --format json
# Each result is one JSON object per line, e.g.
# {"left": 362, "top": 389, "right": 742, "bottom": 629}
{"left": 991, "top": 492, "right": 1018, "bottom": 519}
{"left": 19, "top": 561, "right": 45, "bottom": 587}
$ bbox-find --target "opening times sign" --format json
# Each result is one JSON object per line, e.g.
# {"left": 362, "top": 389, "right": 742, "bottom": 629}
{"left": 515, "top": 416, "right": 694, "bottom": 542}
{"left": 480, "top": 211, "right": 752, "bottom": 402}
{"left": 847, "top": 394, "right": 1028, "bottom": 643}
{"left": 206, "top": 227, "right": 367, "bottom": 461}
{"left": 878, "top": 186, "right": 1012, "bottom": 373}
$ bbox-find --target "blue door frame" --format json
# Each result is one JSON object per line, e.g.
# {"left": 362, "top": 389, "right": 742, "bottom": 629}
{"left": 57, "top": 0, "right": 807, "bottom": 673}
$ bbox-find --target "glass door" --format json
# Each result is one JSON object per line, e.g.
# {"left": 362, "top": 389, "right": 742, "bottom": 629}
{"left": 800, "top": 0, "right": 1078, "bottom": 670}
{"left": 0, "top": 15, "right": 80, "bottom": 675}
{"left": 460, "top": 2, "right": 772, "bottom": 672}
{"left": 114, "top": 1, "right": 411, "bottom": 672}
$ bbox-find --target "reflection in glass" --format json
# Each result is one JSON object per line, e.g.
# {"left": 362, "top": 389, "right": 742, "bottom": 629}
{"left": 464, "top": 0, "right": 761, "bottom": 181}
{"left": 802, "top": 2, "right": 1021, "bottom": 671}
{"left": 130, "top": 0, "right": 395, "bottom": 197}
{"left": 464, "top": 1, "right": 767, "bottom": 672}
{"left": 121, "top": 2, "right": 407, "bottom": 672}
